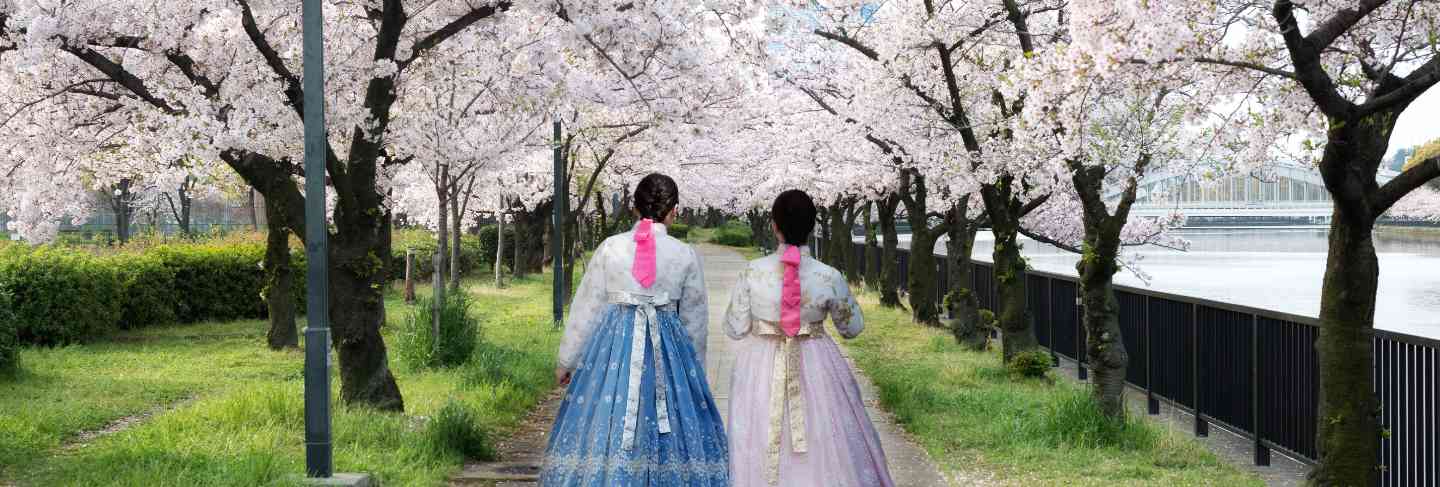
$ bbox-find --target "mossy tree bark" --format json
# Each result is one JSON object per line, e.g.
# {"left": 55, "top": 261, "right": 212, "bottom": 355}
{"left": 981, "top": 175, "right": 1041, "bottom": 362}
{"left": 899, "top": 169, "right": 946, "bottom": 326}
{"left": 843, "top": 199, "right": 863, "bottom": 285}
{"left": 944, "top": 201, "right": 986, "bottom": 350}
{"left": 863, "top": 201, "right": 879, "bottom": 291}
{"left": 1068, "top": 156, "right": 1149, "bottom": 419}
{"left": 827, "top": 201, "right": 847, "bottom": 267}
{"left": 877, "top": 194, "right": 903, "bottom": 308}
{"left": 262, "top": 202, "right": 297, "bottom": 350}
{"left": 1307, "top": 107, "right": 1438, "bottom": 485}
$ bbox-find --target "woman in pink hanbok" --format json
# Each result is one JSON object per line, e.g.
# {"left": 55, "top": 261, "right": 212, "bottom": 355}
{"left": 723, "top": 190, "right": 894, "bottom": 487}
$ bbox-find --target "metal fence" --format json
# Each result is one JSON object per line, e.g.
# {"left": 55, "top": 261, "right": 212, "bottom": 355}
{"left": 814, "top": 237, "right": 1439, "bottom": 486}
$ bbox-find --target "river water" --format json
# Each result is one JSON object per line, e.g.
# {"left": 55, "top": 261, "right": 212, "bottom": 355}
{"left": 907, "top": 227, "right": 1440, "bottom": 339}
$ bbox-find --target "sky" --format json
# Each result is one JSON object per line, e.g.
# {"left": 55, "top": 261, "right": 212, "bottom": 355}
{"left": 1387, "top": 87, "right": 1440, "bottom": 158}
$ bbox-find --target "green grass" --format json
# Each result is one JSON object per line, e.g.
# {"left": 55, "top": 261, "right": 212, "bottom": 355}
{"left": 0, "top": 275, "right": 559, "bottom": 486}
{"left": 842, "top": 293, "right": 1264, "bottom": 487}
{"left": 687, "top": 227, "right": 766, "bottom": 260}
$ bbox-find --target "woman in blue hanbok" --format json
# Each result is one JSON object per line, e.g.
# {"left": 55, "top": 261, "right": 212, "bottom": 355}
{"left": 540, "top": 173, "right": 729, "bottom": 486}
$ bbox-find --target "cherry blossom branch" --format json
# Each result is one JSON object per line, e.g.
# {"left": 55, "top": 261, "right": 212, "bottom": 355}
{"left": 61, "top": 44, "right": 184, "bottom": 114}
{"left": 1374, "top": 155, "right": 1440, "bottom": 215}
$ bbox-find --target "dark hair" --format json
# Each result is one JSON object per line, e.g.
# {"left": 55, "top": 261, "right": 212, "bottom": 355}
{"left": 633, "top": 173, "right": 680, "bottom": 221}
{"left": 771, "top": 190, "right": 816, "bottom": 246}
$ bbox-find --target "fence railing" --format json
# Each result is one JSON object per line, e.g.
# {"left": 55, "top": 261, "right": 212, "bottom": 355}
{"left": 812, "top": 236, "right": 1439, "bottom": 486}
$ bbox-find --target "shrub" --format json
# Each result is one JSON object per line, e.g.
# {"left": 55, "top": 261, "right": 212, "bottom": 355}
{"left": 712, "top": 222, "right": 753, "bottom": 247}
{"left": 0, "top": 246, "right": 122, "bottom": 345}
{"left": 667, "top": 223, "right": 691, "bottom": 240}
{"left": 0, "top": 289, "right": 17, "bottom": 372}
{"left": 395, "top": 293, "right": 479, "bottom": 368}
{"left": 389, "top": 228, "right": 497, "bottom": 282}
{"left": 1008, "top": 349, "right": 1053, "bottom": 379}
{"left": 111, "top": 252, "right": 178, "bottom": 329}
{"left": 425, "top": 400, "right": 496, "bottom": 461}
{"left": 0, "top": 238, "right": 306, "bottom": 345}
{"left": 150, "top": 243, "right": 270, "bottom": 323}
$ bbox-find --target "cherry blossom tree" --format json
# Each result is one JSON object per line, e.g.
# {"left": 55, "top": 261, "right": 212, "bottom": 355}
{"left": 1094, "top": 0, "right": 1440, "bottom": 480}
{"left": 0, "top": 0, "right": 769, "bottom": 411}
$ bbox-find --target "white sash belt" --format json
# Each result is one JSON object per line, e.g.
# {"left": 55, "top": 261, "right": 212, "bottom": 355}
{"left": 753, "top": 319, "right": 826, "bottom": 486}
{"left": 609, "top": 291, "right": 676, "bottom": 452}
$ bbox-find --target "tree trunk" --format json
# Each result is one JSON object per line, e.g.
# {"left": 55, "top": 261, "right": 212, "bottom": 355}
{"left": 1308, "top": 112, "right": 1399, "bottom": 486}
{"left": 1312, "top": 215, "right": 1380, "bottom": 486}
{"left": 176, "top": 177, "right": 193, "bottom": 237}
{"left": 248, "top": 190, "right": 260, "bottom": 231}
{"left": 827, "top": 201, "right": 847, "bottom": 270}
{"left": 111, "top": 178, "right": 133, "bottom": 245}
{"left": 1078, "top": 233, "right": 1127, "bottom": 417}
{"left": 842, "top": 200, "right": 861, "bottom": 285}
{"left": 1070, "top": 162, "right": 1143, "bottom": 419}
{"left": 900, "top": 171, "right": 942, "bottom": 326}
{"left": 877, "top": 195, "right": 902, "bottom": 308}
{"left": 945, "top": 203, "right": 986, "bottom": 350}
{"left": 983, "top": 178, "right": 1038, "bottom": 362}
{"left": 263, "top": 205, "right": 298, "bottom": 350}
{"left": 450, "top": 186, "right": 462, "bottom": 292}
{"left": 863, "top": 201, "right": 879, "bottom": 291}
{"left": 747, "top": 208, "right": 771, "bottom": 252}
{"left": 495, "top": 208, "right": 506, "bottom": 288}
{"left": 436, "top": 165, "right": 451, "bottom": 290}
{"left": 329, "top": 212, "right": 404, "bottom": 412}
{"left": 404, "top": 249, "right": 416, "bottom": 303}
{"left": 904, "top": 218, "right": 941, "bottom": 325}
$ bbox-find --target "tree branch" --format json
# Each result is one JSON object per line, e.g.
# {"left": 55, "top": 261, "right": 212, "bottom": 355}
{"left": 1374, "top": 155, "right": 1440, "bottom": 215}
{"left": 1271, "top": 0, "right": 1357, "bottom": 116}
{"left": 61, "top": 45, "right": 182, "bottom": 114}
{"left": 1360, "top": 54, "right": 1440, "bottom": 116}
{"left": 814, "top": 29, "right": 879, "bottom": 60}
{"left": 399, "top": 2, "right": 512, "bottom": 70}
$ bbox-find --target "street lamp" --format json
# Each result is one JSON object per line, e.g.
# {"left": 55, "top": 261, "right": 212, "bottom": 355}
{"left": 301, "top": 0, "right": 332, "bottom": 479}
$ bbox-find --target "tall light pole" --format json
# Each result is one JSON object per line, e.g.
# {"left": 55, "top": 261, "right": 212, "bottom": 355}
{"left": 552, "top": 119, "right": 565, "bottom": 328}
{"left": 301, "top": 0, "right": 332, "bottom": 478}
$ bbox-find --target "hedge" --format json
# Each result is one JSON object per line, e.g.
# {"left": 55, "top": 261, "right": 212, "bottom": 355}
{"left": 712, "top": 221, "right": 753, "bottom": 247}
{"left": 1, "top": 228, "right": 498, "bottom": 347}
{"left": 668, "top": 223, "right": 691, "bottom": 240}
{"left": 0, "top": 289, "right": 17, "bottom": 371}
{"left": 0, "top": 241, "right": 304, "bottom": 346}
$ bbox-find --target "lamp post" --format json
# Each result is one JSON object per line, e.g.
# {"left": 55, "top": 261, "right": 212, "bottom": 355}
{"left": 301, "top": 0, "right": 332, "bottom": 478}
{"left": 552, "top": 119, "right": 566, "bottom": 328}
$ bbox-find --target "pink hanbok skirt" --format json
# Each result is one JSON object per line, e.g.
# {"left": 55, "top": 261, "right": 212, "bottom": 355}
{"left": 726, "top": 333, "right": 895, "bottom": 487}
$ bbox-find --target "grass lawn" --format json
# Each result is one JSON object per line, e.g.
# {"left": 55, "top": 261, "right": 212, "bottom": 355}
{"left": 843, "top": 292, "right": 1264, "bottom": 487}
{"left": 687, "top": 228, "right": 766, "bottom": 260}
{"left": 0, "top": 275, "right": 559, "bottom": 486}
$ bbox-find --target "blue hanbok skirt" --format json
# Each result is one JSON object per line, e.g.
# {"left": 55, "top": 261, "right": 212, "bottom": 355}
{"left": 540, "top": 301, "right": 729, "bottom": 486}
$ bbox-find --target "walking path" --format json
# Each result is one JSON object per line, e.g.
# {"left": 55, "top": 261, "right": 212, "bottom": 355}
{"left": 455, "top": 244, "right": 948, "bottom": 486}
{"left": 698, "top": 244, "right": 948, "bottom": 487}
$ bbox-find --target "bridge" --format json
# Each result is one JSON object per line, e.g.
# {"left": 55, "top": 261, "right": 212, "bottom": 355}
{"left": 1111, "top": 164, "right": 1400, "bottom": 225}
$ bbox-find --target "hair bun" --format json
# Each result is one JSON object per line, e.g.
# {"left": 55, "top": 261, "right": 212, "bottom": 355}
{"left": 633, "top": 173, "right": 680, "bottom": 221}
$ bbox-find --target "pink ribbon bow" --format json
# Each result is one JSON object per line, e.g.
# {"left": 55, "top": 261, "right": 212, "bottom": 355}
{"left": 632, "top": 219, "right": 657, "bottom": 288}
{"left": 779, "top": 245, "right": 803, "bottom": 337}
